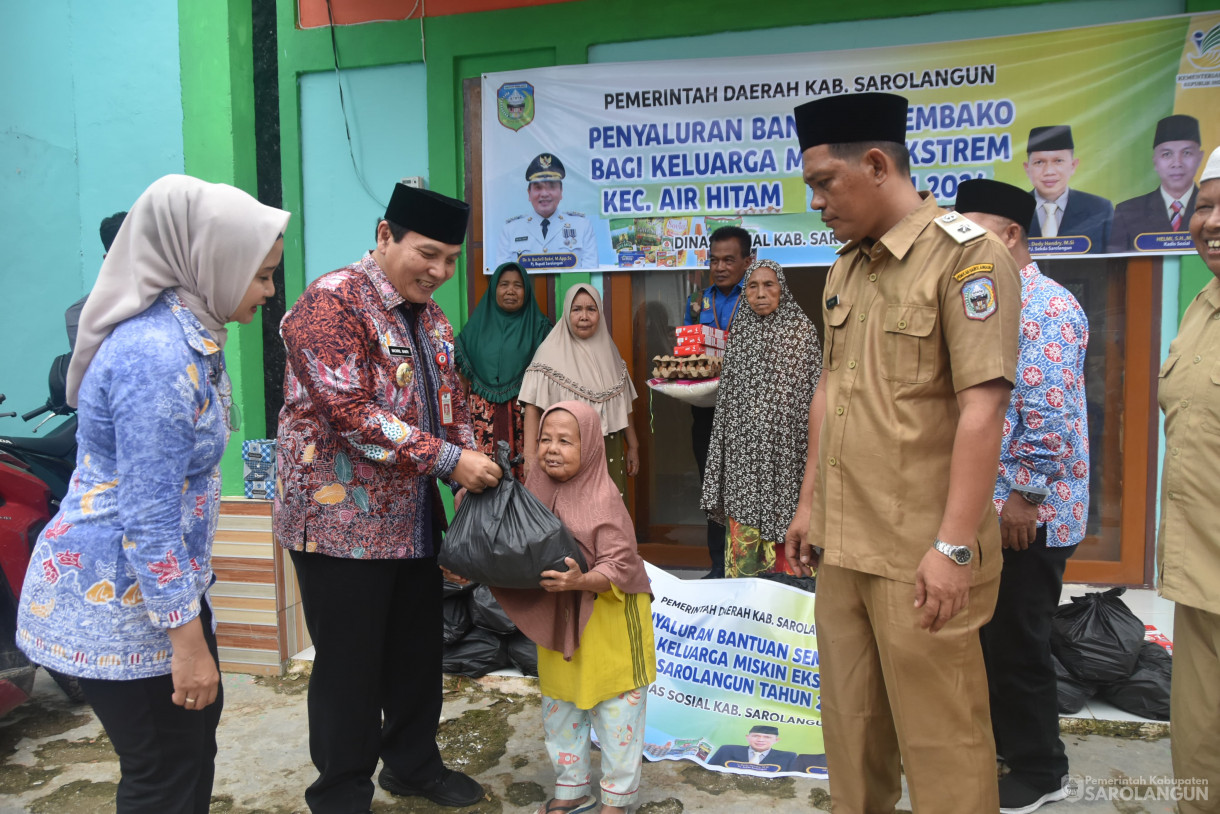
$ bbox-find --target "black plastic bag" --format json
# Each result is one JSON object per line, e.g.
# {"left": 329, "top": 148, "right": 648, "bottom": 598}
{"left": 505, "top": 631, "right": 539, "bottom": 677}
{"left": 439, "top": 441, "right": 587, "bottom": 589}
{"left": 1051, "top": 587, "right": 1145, "bottom": 683}
{"left": 1099, "top": 642, "right": 1172, "bottom": 721}
{"left": 757, "top": 572, "right": 816, "bottom": 593}
{"left": 1053, "top": 653, "right": 1095, "bottom": 714}
{"left": 442, "top": 595, "right": 472, "bottom": 644}
{"left": 470, "top": 583, "right": 517, "bottom": 634}
{"left": 442, "top": 627, "right": 510, "bottom": 677}
{"left": 443, "top": 578, "right": 474, "bottom": 599}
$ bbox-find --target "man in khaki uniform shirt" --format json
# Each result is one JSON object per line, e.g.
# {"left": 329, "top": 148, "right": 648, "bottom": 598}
{"left": 1157, "top": 145, "right": 1220, "bottom": 814}
{"left": 785, "top": 93, "right": 1019, "bottom": 814}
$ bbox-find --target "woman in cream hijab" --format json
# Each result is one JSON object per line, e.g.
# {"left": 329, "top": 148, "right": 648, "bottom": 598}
{"left": 17, "top": 175, "right": 289, "bottom": 814}
{"left": 519, "top": 284, "right": 639, "bottom": 497}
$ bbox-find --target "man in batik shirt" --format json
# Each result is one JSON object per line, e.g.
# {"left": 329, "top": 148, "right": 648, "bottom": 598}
{"left": 275, "top": 183, "right": 502, "bottom": 814}
{"left": 958, "top": 178, "right": 1090, "bottom": 814}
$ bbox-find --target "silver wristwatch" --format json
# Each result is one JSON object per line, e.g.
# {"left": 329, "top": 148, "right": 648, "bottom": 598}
{"left": 1012, "top": 488, "right": 1048, "bottom": 506}
{"left": 933, "top": 539, "right": 973, "bottom": 565}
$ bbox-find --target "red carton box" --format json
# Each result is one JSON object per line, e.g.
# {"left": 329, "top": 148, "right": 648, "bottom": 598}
{"left": 675, "top": 324, "right": 726, "bottom": 344}
{"left": 675, "top": 326, "right": 726, "bottom": 348}
{"left": 675, "top": 336, "right": 711, "bottom": 350}
{"left": 673, "top": 345, "right": 724, "bottom": 358}
{"left": 1145, "top": 625, "right": 1173, "bottom": 655}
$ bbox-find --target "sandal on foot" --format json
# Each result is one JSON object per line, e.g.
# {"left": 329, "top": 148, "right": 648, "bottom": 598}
{"left": 537, "top": 798, "right": 598, "bottom": 814}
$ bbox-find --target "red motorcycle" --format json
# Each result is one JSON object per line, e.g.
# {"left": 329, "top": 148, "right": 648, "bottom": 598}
{"left": 0, "top": 381, "right": 85, "bottom": 711}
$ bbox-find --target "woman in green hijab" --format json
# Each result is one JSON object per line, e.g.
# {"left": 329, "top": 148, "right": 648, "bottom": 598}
{"left": 455, "top": 262, "right": 552, "bottom": 480}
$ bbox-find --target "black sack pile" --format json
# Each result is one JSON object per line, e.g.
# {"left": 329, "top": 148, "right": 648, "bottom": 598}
{"left": 1050, "top": 587, "right": 1170, "bottom": 720}
{"left": 440, "top": 580, "right": 538, "bottom": 677}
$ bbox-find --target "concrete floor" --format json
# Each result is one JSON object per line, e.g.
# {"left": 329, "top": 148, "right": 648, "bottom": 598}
{"left": 0, "top": 662, "right": 1179, "bottom": 814}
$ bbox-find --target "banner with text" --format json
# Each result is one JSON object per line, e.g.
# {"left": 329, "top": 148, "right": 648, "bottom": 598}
{"left": 481, "top": 13, "right": 1220, "bottom": 271}
{"left": 638, "top": 564, "right": 825, "bottom": 779}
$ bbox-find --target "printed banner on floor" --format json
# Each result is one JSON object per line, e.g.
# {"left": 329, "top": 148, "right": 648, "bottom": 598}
{"left": 482, "top": 12, "right": 1220, "bottom": 271}
{"left": 639, "top": 564, "right": 825, "bottom": 779}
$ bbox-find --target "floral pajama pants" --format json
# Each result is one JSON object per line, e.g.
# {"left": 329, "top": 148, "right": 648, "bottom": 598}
{"left": 542, "top": 688, "right": 648, "bottom": 807}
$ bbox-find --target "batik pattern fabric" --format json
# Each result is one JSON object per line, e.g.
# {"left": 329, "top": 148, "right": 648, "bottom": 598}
{"left": 725, "top": 517, "right": 797, "bottom": 578}
{"left": 467, "top": 392, "right": 525, "bottom": 482}
{"left": 603, "top": 430, "right": 627, "bottom": 499}
{"left": 993, "top": 262, "right": 1090, "bottom": 547}
{"left": 274, "top": 253, "right": 476, "bottom": 560}
{"left": 17, "top": 291, "right": 228, "bottom": 680}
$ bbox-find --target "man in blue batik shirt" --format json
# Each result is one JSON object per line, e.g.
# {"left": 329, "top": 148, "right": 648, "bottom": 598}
{"left": 686, "top": 225, "right": 751, "bottom": 578}
{"left": 957, "top": 179, "right": 1090, "bottom": 814}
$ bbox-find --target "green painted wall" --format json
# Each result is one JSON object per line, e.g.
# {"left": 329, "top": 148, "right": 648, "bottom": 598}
{"left": 180, "top": 0, "right": 263, "bottom": 490}
{"left": 1180, "top": 256, "right": 1214, "bottom": 320}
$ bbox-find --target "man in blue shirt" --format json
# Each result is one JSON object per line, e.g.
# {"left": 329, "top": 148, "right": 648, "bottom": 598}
{"left": 686, "top": 226, "right": 751, "bottom": 578}
{"left": 957, "top": 179, "right": 1090, "bottom": 814}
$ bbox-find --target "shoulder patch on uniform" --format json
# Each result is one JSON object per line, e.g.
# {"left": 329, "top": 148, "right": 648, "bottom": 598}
{"left": 505, "top": 214, "right": 524, "bottom": 223}
{"left": 953, "top": 262, "right": 994, "bottom": 282}
{"left": 961, "top": 277, "right": 997, "bottom": 321}
{"left": 564, "top": 211, "right": 586, "bottom": 218}
{"left": 934, "top": 211, "right": 987, "bottom": 244}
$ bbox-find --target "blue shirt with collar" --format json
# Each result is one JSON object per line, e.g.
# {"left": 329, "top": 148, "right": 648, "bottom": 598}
{"left": 684, "top": 280, "right": 744, "bottom": 329}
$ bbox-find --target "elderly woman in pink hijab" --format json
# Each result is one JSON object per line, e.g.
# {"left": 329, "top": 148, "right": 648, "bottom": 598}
{"left": 17, "top": 175, "right": 289, "bottom": 814}
{"left": 492, "top": 401, "right": 655, "bottom": 814}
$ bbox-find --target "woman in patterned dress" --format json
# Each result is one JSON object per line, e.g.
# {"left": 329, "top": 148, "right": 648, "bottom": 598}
{"left": 454, "top": 262, "right": 551, "bottom": 480}
{"left": 16, "top": 175, "right": 289, "bottom": 814}
{"left": 519, "top": 284, "right": 639, "bottom": 497}
{"left": 701, "top": 259, "right": 822, "bottom": 579}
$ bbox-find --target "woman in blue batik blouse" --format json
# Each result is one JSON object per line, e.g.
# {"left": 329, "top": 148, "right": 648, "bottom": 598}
{"left": 16, "top": 175, "right": 289, "bottom": 814}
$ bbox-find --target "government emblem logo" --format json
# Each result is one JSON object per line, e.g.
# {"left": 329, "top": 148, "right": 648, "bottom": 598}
{"left": 962, "top": 277, "right": 997, "bottom": 321}
{"left": 1188, "top": 22, "right": 1220, "bottom": 71}
{"left": 497, "top": 82, "right": 535, "bottom": 131}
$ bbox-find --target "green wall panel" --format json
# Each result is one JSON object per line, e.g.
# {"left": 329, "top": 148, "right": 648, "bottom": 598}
{"left": 180, "top": 0, "right": 265, "bottom": 491}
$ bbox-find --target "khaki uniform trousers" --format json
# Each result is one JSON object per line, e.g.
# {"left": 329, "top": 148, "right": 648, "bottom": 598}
{"left": 1171, "top": 603, "right": 1220, "bottom": 814}
{"left": 816, "top": 562, "right": 1000, "bottom": 814}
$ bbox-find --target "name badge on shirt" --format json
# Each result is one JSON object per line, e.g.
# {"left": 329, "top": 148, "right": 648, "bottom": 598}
{"left": 826, "top": 295, "right": 840, "bottom": 309}
{"left": 438, "top": 385, "right": 454, "bottom": 426}
{"left": 388, "top": 345, "right": 413, "bottom": 358}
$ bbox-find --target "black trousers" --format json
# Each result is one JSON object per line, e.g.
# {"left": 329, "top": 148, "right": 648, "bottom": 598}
{"left": 290, "top": 550, "right": 445, "bottom": 814}
{"left": 691, "top": 405, "right": 726, "bottom": 576}
{"left": 981, "top": 526, "right": 1076, "bottom": 788}
{"left": 78, "top": 603, "right": 223, "bottom": 814}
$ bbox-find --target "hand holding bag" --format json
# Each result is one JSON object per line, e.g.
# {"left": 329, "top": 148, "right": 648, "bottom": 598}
{"left": 439, "top": 441, "right": 587, "bottom": 588}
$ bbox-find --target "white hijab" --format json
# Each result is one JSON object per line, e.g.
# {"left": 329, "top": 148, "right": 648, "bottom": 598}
{"left": 519, "top": 284, "right": 637, "bottom": 435}
{"left": 66, "top": 175, "right": 291, "bottom": 406}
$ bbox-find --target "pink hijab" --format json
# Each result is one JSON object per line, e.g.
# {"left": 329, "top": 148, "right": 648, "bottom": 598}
{"left": 491, "top": 400, "right": 650, "bottom": 659}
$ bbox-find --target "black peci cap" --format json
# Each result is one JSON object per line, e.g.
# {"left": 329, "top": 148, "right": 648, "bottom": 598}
{"left": 1154, "top": 114, "right": 1201, "bottom": 147}
{"left": 749, "top": 725, "right": 780, "bottom": 735}
{"left": 1027, "top": 125, "right": 1074, "bottom": 153}
{"left": 955, "top": 179, "right": 1036, "bottom": 229}
{"left": 384, "top": 184, "right": 471, "bottom": 246}
{"left": 525, "top": 153, "right": 566, "bottom": 183}
{"left": 793, "top": 93, "right": 909, "bottom": 152}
